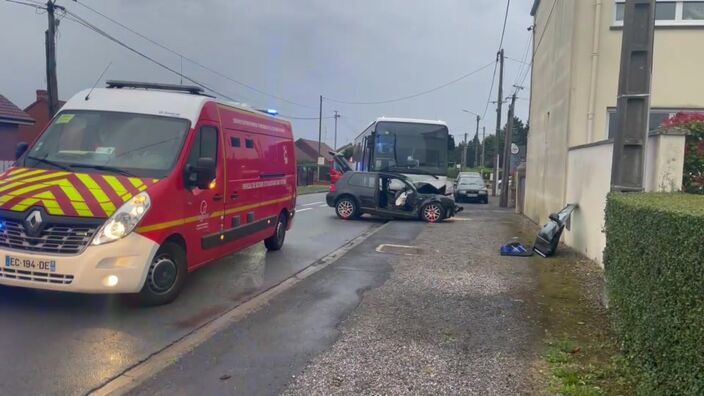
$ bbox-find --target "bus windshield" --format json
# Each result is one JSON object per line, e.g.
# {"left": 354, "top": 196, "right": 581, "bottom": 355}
{"left": 373, "top": 121, "right": 448, "bottom": 175}
{"left": 22, "top": 110, "right": 191, "bottom": 179}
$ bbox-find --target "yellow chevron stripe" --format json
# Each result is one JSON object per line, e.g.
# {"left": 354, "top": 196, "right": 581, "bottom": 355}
{"left": 10, "top": 171, "right": 71, "bottom": 186}
{"left": 75, "top": 174, "right": 117, "bottom": 215}
{"left": 103, "top": 175, "right": 129, "bottom": 197}
{"left": 128, "top": 178, "right": 144, "bottom": 189}
{"left": 136, "top": 195, "right": 293, "bottom": 234}
{"left": 10, "top": 195, "right": 65, "bottom": 216}
{"left": 0, "top": 171, "right": 68, "bottom": 193}
{"left": 6, "top": 168, "right": 31, "bottom": 177}
{"left": 0, "top": 169, "right": 46, "bottom": 186}
{"left": 0, "top": 182, "right": 52, "bottom": 199}
{"left": 10, "top": 198, "right": 39, "bottom": 212}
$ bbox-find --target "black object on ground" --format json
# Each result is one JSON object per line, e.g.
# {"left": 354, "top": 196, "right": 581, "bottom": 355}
{"left": 533, "top": 204, "right": 577, "bottom": 258}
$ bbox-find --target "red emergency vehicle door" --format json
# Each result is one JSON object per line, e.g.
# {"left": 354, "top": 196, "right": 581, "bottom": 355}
{"left": 183, "top": 124, "right": 226, "bottom": 266}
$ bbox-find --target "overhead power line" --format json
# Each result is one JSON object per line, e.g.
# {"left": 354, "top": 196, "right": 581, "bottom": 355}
{"left": 324, "top": 60, "right": 495, "bottom": 105}
{"left": 3, "top": 0, "right": 45, "bottom": 10}
{"left": 63, "top": 10, "right": 239, "bottom": 102}
{"left": 498, "top": 0, "right": 512, "bottom": 50}
{"left": 516, "top": 0, "right": 557, "bottom": 89}
{"left": 72, "top": 0, "right": 316, "bottom": 109}
{"left": 512, "top": 33, "right": 533, "bottom": 95}
{"left": 481, "top": 0, "right": 512, "bottom": 120}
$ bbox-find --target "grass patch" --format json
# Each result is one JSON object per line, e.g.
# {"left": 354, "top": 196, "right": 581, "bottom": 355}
{"left": 297, "top": 184, "right": 329, "bottom": 195}
{"left": 530, "top": 250, "right": 639, "bottom": 395}
{"left": 545, "top": 338, "right": 636, "bottom": 396}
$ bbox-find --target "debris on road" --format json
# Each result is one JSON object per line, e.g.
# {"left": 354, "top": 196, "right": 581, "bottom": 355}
{"left": 533, "top": 204, "right": 577, "bottom": 257}
{"left": 500, "top": 238, "right": 534, "bottom": 257}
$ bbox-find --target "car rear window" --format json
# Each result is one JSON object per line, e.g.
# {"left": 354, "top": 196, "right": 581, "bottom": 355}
{"left": 348, "top": 173, "right": 375, "bottom": 188}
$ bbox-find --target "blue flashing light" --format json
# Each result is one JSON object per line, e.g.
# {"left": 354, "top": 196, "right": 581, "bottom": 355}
{"left": 266, "top": 109, "right": 279, "bottom": 116}
{"left": 0, "top": 221, "right": 5, "bottom": 232}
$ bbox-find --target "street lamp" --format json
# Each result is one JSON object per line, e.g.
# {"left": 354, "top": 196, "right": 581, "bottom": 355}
{"left": 462, "top": 110, "right": 481, "bottom": 168}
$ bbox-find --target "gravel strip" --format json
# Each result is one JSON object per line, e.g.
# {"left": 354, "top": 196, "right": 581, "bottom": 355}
{"left": 283, "top": 207, "right": 545, "bottom": 395}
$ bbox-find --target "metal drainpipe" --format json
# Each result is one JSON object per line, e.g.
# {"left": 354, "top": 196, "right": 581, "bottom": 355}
{"left": 586, "top": 0, "right": 603, "bottom": 143}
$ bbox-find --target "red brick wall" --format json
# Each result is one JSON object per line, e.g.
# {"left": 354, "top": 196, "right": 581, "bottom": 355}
{"left": 18, "top": 94, "right": 54, "bottom": 145}
{"left": 0, "top": 123, "right": 21, "bottom": 161}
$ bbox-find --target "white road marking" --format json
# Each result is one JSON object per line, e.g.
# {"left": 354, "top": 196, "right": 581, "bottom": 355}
{"left": 319, "top": 204, "right": 328, "bottom": 208}
{"left": 301, "top": 201, "right": 324, "bottom": 207}
{"left": 296, "top": 208, "right": 313, "bottom": 213}
{"left": 90, "top": 222, "right": 390, "bottom": 396}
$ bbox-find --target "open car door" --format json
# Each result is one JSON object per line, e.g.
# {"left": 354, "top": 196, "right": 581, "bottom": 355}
{"left": 329, "top": 151, "right": 352, "bottom": 184}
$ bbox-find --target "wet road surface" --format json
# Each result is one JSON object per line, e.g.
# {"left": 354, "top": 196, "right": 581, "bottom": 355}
{"left": 0, "top": 192, "right": 383, "bottom": 396}
{"left": 130, "top": 220, "right": 426, "bottom": 396}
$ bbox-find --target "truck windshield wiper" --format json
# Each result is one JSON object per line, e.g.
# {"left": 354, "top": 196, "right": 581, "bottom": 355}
{"left": 26, "top": 155, "right": 72, "bottom": 172}
{"left": 69, "top": 164, "right": 136, "bottom": 177}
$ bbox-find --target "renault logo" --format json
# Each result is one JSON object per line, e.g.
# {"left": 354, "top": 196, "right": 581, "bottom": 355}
{"left": 25, "top": 210, "right": 44, "bottom": 235}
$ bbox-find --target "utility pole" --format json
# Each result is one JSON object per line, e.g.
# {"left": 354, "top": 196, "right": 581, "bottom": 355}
{"left": 45, "top": 0, "right": 60, "bottom": 117}
{"left": 500, "top": 93, "right": 517, "bottom": 207}
{"left": 492, "top": 49, "right": 505, "bottom": 197}
{"left": 333, "top": 111, "right": 340, "bottom": 151}
{"left": 462, "top": 132, "right": 468, "bottom": 169}
{"left": 474, "top": 115, "right": 480, "bottom": 168}
{"left": 481, "top": 126, "right": 486, "bottom": 168}
{"left": 611, "top": 0, "right": 656, "bottom": 192}
{"left": 317, "top": 95, "right": 323, "bottom": 182}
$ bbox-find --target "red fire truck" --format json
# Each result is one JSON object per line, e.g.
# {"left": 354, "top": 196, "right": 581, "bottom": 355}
{"left": 0, "top": 81, "right": 296, "bottom": 305}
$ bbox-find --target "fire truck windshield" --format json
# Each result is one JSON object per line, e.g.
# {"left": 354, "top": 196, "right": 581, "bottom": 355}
{"left": 22, "top": 110, "right": 191, "bottom": 179}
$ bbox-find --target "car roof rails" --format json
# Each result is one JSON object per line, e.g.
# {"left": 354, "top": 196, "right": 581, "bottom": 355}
{"left": 105, "top": 80, "right": 215, "bottom": 97}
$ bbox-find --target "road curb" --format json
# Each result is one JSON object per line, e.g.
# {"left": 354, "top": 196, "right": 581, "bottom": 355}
{"left": 88, "top": 221, "right": 390, "bottom": 396}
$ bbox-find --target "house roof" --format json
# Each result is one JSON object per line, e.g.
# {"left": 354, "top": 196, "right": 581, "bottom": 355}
{"left": 0, "top": 94, "right": 34, "bottom": 124}
{"left": 295, "top": 146, "right": 316, "bottom": 163}
{"left": 295, "top": 138, "right": 334, "bottom": 162}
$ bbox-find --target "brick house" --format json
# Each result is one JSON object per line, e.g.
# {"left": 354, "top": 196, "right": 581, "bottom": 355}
{"left": 295, "top": 138, "right": 334, "bottom": 165}
{"left": 0, "top": 94, "right": 34, "bottom": 168}
{"left": 18, "top": 90, "right": 65, "bottom": 146}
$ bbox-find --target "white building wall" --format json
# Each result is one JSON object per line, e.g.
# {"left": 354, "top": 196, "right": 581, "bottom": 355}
{"left": 564, "top": 133, "right": 685, "bottom": 266}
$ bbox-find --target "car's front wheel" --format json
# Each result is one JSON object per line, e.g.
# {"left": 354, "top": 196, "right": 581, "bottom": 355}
{"left": 335, "top": 197, "right": 358, "bottom": 220}
{"left": 421, "top": 203, "right": 444, "bottom": 223}
{"left": 135, "top": 242, "right": 187, "bottom": 306}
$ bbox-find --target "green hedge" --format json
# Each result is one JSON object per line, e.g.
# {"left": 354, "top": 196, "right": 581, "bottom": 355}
{"left": 604, "top": 193, "right": 704, "bottom": 395}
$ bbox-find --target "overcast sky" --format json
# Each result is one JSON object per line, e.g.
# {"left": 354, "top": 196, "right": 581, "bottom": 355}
{"left": 0, "top": 0, "right": 533, "bottom": 147}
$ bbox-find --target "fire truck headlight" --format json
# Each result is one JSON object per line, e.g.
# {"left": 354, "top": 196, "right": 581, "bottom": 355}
{"left": 93, "top": 192, "right": 151, "bottom": 246}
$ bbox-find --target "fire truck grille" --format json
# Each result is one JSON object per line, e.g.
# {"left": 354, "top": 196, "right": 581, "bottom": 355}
{"left": 0, "top": 267, "right": 74, "bottom": 285}
{"left": 0, "top": 220, "right": 98, "bottom": 255}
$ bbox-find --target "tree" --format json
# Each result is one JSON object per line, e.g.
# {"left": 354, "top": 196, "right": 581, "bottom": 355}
{"left": 342, "top": 147, "right": 353, "bottom": 159}
{"left": 480, "top": 116, "right": 529, "bottom": 168}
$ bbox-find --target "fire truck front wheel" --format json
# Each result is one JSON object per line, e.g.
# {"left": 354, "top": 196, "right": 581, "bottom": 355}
{"left": 135, "top": 241, "right": 187, "bottom": 306}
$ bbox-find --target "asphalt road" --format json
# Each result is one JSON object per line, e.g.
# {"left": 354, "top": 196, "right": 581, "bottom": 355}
{"left": 130, "top": 218, "right": 427, "bottom": 396}
{"left": 0, "top": 192, "right": 383, "bottom": 396}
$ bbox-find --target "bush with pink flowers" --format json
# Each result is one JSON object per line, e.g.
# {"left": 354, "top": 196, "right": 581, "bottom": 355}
{"left": 662, "top": 112, "right": 704, "bottom": 194}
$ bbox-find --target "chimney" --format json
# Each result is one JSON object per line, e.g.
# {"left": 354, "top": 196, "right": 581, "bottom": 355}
{"left": 36, "top": 90, "right": 48, "bottom": 101}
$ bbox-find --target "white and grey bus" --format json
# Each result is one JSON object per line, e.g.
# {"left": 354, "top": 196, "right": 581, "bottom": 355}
{"left": 351, "top": 117, "right": 454, "bottom": 194}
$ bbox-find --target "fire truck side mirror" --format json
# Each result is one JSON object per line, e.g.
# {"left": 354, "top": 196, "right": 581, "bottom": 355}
{"left": 186, "top": 157, "right": 216, "bottom": 190}
{"left": 15, "top": 142, "right": 29, "bottom": 160}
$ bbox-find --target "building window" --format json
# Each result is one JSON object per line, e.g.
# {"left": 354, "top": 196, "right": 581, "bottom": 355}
{"left": 607, "top": 108, "right": 704, "bottom": 138}
{"left": 614, "top": 1, "right": 704, "bottom": 26}
{"left": 683, "top": 1, "right": 704, "bottom": 19}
